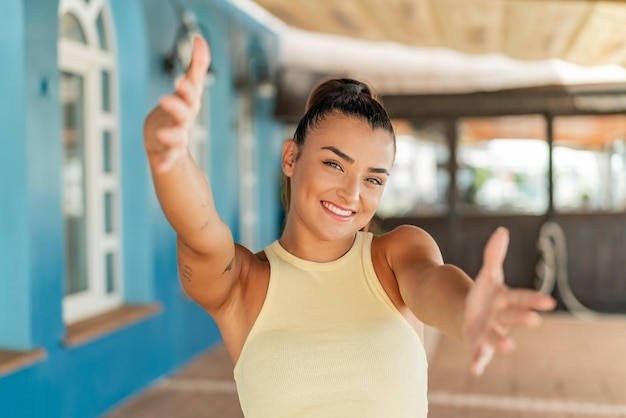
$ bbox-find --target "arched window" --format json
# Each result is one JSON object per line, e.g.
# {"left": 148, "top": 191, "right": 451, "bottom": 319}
{"left": 58, "top": 0, "right": 122, "bottom": 323}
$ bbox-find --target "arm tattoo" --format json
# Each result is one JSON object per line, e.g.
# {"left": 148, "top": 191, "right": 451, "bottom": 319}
{"left": 180, "top": 263, "right": 193, "bottom": 282}
{"left": 178, "top": 254, "right": 193, "bottom": 282}
{"left": 223, "top": 257, "right": 235, "bottom": 274}
{"left": 200, "top": 219, "right": 209, "bottom": 231}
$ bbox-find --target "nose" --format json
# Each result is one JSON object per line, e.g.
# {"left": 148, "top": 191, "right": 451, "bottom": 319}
{"left": 337, "top": 174, "right": 360, "bottom": 203}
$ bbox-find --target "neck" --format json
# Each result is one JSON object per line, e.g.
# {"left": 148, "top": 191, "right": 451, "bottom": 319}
{"left": 279, "top": 223, "right": 357, "bottom": 263}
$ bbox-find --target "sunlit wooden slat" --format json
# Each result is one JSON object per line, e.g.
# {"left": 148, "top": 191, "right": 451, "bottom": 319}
{"left": 253, "top": 0, "right": 626, "bottom": 67}
{"left": 253, "top": 0, "right": 334, "bottom": 33}
{"left": 322, "top": 0, "right": 389, "bottom": 41}
{"left": 504, "top": 0, "right": 591, "bottom": 61}
{"left": 565, "top": 2, "right": 626, "bottom": 66}
{"left": 388, "top": 0, "right": 441, "bottom": 47}
{"left": 429, "top": 0, "right": 505, "bottom": 55}
{"left": 357, "top": 0, "right": 433, "bottom": 45}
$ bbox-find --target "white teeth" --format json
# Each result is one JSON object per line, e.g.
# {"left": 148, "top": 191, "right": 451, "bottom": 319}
{"left": 322, "top": 201, "right": 352, "bottom": 217}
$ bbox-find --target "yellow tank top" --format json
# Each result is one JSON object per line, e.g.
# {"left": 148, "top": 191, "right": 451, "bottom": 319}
{"left": 234, "top": 231, "right": 428, "bottom": 417}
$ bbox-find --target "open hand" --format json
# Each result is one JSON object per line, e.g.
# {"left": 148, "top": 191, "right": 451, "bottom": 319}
{"left": 462, "top": 227, "right": 556, "bottom": 375}
{"left": 143, "top": 36, "right": 210, "bottom": 172}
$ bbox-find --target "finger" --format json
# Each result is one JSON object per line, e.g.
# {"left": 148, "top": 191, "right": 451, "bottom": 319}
{"left": 159, "top": 95, "right": 194, "bottom": 125}
{"left": 498, "top": 309, "right": 542, "bottom": 328}
{"left": 481, "top": 227, "right": 509, "bottom": 282}
{"left": 479, "top": 328, "right": 516, "bottom": 352}
{"left": 156, "top": 126, "right": 189, "bottom": 147}
{"left": 507, "top": 289, "right": 557, "bottom": 311}
{"left": 175, "top": 79, "right": 201, "bottom": 111}
{"left": 472, "top": 344, "right": 494, "bottom": 376}
{"left": 185, "top": 36, "right": 210, "bottom": 91}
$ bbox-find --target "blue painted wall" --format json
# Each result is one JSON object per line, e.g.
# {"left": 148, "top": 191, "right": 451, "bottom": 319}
{"left": 0, "top": 0, "right": 31, "bottom": 350}
{"left": 0, "top": 0, "right": 283, "bottom": 416}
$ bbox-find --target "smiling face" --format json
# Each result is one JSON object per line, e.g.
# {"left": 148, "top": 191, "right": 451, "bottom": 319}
{"left": 282, "top": 114, "right": 395, "bottom": 245}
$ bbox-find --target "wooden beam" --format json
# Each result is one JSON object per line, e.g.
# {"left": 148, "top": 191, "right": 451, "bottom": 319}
{"left": 381, "top": 84, "right": 626, "bottom": 119}
{"left": 276, "top": 68, "right": 626, "bottom": 121}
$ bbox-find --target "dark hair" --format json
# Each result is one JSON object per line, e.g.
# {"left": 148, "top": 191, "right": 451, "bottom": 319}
{"left": 282, "top": 78, "right": 395, "bottom": 228}
{"left": 293, "top": 78, "right": 394, "bottom": 148}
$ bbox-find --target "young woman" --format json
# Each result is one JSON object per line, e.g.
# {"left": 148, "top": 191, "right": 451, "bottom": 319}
{"left": 144, "top": 37, "right": 556, "bottom": 417}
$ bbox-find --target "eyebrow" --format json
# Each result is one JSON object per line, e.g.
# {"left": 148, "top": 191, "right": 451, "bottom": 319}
{"left": 321, "top": 146, "right": 390, "bottom": 176}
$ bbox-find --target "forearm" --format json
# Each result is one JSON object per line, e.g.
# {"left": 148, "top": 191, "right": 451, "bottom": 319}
{"left": 148, "top": 149, "right": 226, "bottom": 254}
{"left": 408, "top": 264, "right": 472, "bottom": 341}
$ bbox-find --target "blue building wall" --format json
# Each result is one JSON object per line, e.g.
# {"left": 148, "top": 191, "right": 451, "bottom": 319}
{"left": 0, "top": 0, "right": 284, "bottom": 416}
{"left": 0, "top": 0, "right": 31, "bottom": 350}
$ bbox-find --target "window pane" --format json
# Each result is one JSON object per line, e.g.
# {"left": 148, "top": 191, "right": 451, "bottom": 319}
{"left": 105, "top": 252, "right": 115, "bottom": 294}
{"left": 61, "top": 72, "right": 88, "bottom": 295}
{"left": 457, "top": 115, "right": 548, "bottom": 215}
{"left": 378, "top": 120, "right": 449, "bottom": 217}
{"left": 104, "top": 192, "right": 114, "bottom": 234}
{"left": 554, "top": 115, "right": 626, "bottom": 212}
{"left": 101, "top": 70, "right": 111, "bottom": 111}
{"left": 96, "top": 12, "right": 108, "bottom": 50}
{"left": 60, "top": 13, "right": 87, "bottom": 44}
{"left": 103, "top": 131, "right": 112, "bottom": 173}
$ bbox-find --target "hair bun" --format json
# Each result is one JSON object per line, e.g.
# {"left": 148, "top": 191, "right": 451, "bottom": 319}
{"left": 340, "top": 78, "right": 372, "bottom": 97}
{"left": 304, "top": 77, "right": 378, "bottom": 112}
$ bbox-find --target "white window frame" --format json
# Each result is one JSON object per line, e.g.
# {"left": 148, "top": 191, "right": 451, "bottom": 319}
{"left": 58, "top": 0, "right": 123, "bottom": 323}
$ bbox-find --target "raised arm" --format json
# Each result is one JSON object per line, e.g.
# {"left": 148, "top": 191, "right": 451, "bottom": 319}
{"left": 388, "top": 225, "right": 555, "bottom": 376}
{"left": 143, "top": 36, "right": 241, "bottom": 313}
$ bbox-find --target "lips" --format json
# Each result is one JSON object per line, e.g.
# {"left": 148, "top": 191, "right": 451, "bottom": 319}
{"left": 322, "top": 201, "right": 355, "bottom": 218}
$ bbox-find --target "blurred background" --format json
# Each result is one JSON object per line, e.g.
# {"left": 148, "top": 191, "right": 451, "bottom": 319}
{"left": 1, "top": 0, "right": 625, "bottom": 417}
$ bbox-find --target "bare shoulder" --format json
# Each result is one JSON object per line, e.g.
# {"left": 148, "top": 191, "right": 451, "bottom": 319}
{"left": 372, "top": 224, "right": 444, "bottom": 273}
{"left": 374, "top": 225, "right": 441, "bottom": 256}
{"left": 369, "top": 225, "right": 442, "bottom": 316}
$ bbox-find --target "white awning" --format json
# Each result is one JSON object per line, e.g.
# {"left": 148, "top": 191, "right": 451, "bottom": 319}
{"left": 231, "top": 0, "right": 626, "bottom": 95}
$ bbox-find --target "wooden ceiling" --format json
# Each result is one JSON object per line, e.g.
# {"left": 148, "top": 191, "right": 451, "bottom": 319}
{"left": 253, "top": 0, "right": 626, "bottom": 67}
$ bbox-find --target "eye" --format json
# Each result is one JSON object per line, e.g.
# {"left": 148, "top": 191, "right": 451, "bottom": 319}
{"left": 323, "top": 160, "right": 343, "bottom": 171}
{"left": 366, "top": 177, "right": 384, "bottom": 186}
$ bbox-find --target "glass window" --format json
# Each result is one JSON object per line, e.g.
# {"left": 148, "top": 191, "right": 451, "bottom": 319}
{"left": 377, "top": 120, "right": 449, "bottom": 217}
{"left": 554, "top": 115, "right": 626, "bottom": 213}
{"left": 61, "top": 72, "right": 88, "bottom": 296}
{"left": 105, "top": 252, "right": 115, "bottom": 294}
{"left": 104, "top": 191, "right": 114, "bottom": 233}
{"left": 60, "top": 13, "right": 87, "bottom": 43}
{"left": 457, "top": 115, "right": 549, "bottom": 215}
{"left": 59, "top": 0, "right": 122, "bottom": 323}
{"left": 101, "top": 70, "right": 111, "bottom": 111}
{"left": 103, "top": 131, "right": 113, "bottom": 173}
{"left": 96, "top": 12, "right": 108, "bottom": 50}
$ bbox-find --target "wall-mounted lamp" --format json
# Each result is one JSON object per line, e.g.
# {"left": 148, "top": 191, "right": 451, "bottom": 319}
{"left": 235, "top": 43, "right": 277, "bottom": 99}
{"left": 256, "top": 72, "right": 277, "bottom": 99}
{"left": 163, "top": 10, "right": 215, "bottom": 86}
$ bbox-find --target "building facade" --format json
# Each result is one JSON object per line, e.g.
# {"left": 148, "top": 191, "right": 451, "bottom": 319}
{"left": 0, "top": 0, "right": 284, "bottom": 416}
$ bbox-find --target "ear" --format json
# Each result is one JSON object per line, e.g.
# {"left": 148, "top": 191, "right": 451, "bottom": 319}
{"left": 282, "top": 139, "right": 298, "bottom": 177}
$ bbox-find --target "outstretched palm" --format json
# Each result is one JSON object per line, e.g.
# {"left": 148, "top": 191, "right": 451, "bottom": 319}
{"left": 462, "top": 227, "right": 556, "bottom": 375}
